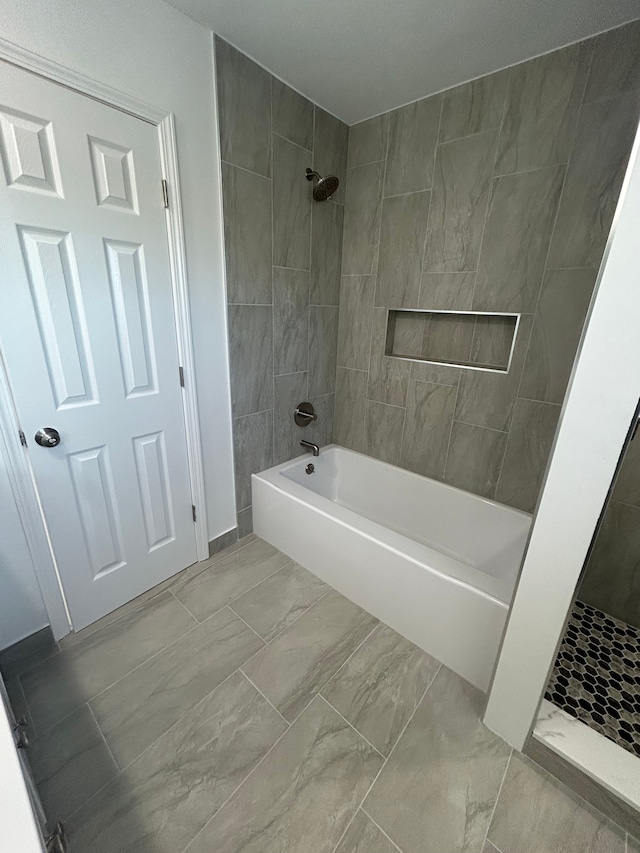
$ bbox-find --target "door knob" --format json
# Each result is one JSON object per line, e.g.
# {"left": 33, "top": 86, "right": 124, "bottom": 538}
{"left": 35, "top": 427, "right": 61, "bottom": 447}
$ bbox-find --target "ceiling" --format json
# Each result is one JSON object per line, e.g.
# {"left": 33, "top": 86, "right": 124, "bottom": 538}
{"left": 165, "top": 0, "right": 640, "bottom": 124}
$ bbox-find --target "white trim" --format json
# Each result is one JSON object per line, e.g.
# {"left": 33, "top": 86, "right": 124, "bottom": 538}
{"left": 0, "top": 39, "right": 210, "bottom": 628}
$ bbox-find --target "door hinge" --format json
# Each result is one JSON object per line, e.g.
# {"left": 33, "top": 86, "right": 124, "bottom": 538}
{"left": 179, "top": 365, "right": 185, "bottom": 387}
{"left": 18, "top": 430, "right": 27, "bottom": 447}
{"left": 161, "top": 179, "right": 169, "bottom": 209}
{"left": 192, "top": 504, "right": 197, "bottom": 522}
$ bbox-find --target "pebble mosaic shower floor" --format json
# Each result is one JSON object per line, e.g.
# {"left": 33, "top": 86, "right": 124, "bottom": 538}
{"left": 546, "top": 600, "right": 640, "bottom": 757}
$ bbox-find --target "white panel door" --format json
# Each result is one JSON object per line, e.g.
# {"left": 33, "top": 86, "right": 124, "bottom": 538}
{"left": 0, "top": 62, "right": 197, "bottom": 630}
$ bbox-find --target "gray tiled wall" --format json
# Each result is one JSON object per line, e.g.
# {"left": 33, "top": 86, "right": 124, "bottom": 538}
{"left": 334, "top": 20, "right": 640, "bottom": 513}
{"left": 216, "top": 37, "right": 347, "bottom": 533}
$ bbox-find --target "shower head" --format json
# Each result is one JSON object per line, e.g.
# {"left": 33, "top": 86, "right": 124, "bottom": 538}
{"left": 306, "top": 168, "right": 340, "bottom": 201}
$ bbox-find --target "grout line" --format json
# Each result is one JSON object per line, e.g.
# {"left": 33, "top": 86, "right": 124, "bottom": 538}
{"left": 482, "top": 748, "right": 513, "bottom": 852}
{"left": 382, "top": 187, "right": 432, "bottom": 200}
{"left": 317, "top": 695, "right": 385, "bottom": 760}
{"left": 227, "top": 605, "right": 269, "bottom": 644}
{"left": 220, "top": 159, "right": 271, "bottom": 181}
{"left": 238, "top": 669, "right": 290, "bottom": 726}
{"left": 227, "top": 301, "right": 273, "bottom": 306}
{"left": 169, "top": 588, "right": 203, "bottom": 623}
{"left": 453, "top": 418, "right": 509, "bottom": 435}
{"left": 360, "top": 807, "right": 405, "bottom": 852}
{"left": 86, "top": 702, "right": 120, "bottom": 773}
{"left": 190, "top": 533, "right": 260, "bottom": 576}
{"left": 437, "top": 124, "right": 505, "bottom": 148}
{"left": 272, "top": 129, "right": 311, "bottom": 154}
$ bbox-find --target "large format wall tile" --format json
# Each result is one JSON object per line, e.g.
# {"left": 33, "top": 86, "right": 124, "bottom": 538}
{"left": 547, "top": 95, "right": 639, "bottom": 269}
{"left": 495, "top": 42, "right": 591, "bottom": 175}
{"left": 444, "top": 421, "right": 507, "bottom": 499}
{"left": 187, "top": 697, "right": 383, "bottom": 853}
{"left": 309, "top": 306, "right": 339, "bottom": 396}
{"left": 306, "top": 392, "right": 335, "bottom": 448}
{"left": 473, "top": 165, "right": 564, "bottom": 313}
{"left": 384, "top": 96, "right": 441, "bottom": 196}
{"left": 364, "top": 667, "right": 511, "bottom": 853}
{"left": 376, "top": 191, "right": 431, "bottom": 307}
{"left": 314, "top": 107, "right": 349, "bottom": 204}
{"left": 322, "top": 623, "right": 440, "bottom": 756}
{"left": 424, "top": 130, "right": 497, "bottom": 272}
{"left": 272, "top": 78, "right": 313, "bottom": 149}
{"left": 583, "top": 20, "right": 640, "bottom": 104}
{"left": 348, "top": 114, "right": 389, "bottom": 168}
{"left": 337, "top": 275, "right": 375, "bottom": 371}
{"left": 274, "top": 371, "right": 308, "bottom": 465}
{"left": 580, "top": 500, "right": 640, "bottom": 629}
{"left": 520, "top": 269, "right": 596, "bottom": 405}
{"left": 272, "top": 134, "right": 312, "bottom": 269}
{"left": 439, "top": 70, "right": 509, "bottom": 144}
{"left": 274, "top": 268, "right": 309, "bottom": 375}
{"left": 419, "top": 271, "right": 475, "bottom": 310}
{"left": 368, "top": 309, "right": 411, "bottom": 407}
{"left": 613, "top": 432, "right": 640, "bottom": 508}
{"left": 228, "top": 305, "right": 273, "bottom": 417}
{"left": 488, "top": 753, "right": 625, "bottom": 853}
{"left": 243, "top": 588, "right": 378, "bottom": 721}
{"left": 365, "top": 401, "right": 405, "bottom": 466}
{"left": 69, "top": 672, "right": 287, "bottom": 853}
{"left": 233, "top": 411, "right": 273, "bottom": 511}
{"left": 496, "top": 398, "right": 560, "bottom": 512}
{"left": 90, "top": 608, "right": 264, "bottom": 768}
{"left": 400, "top": 381, "right": 456, "bottom": 479}
{"left": 221, "top": 163, "right": 272, "bottom": 304}
{"left": 342, "top": 161, "right": 385, "bottom": 275}
{"left": 215, "top": 38, "right": 271, "bottom": 177}
{"left": 334, "top": 367, "right": 368, "bottom": 452}
{"left": 310, "top": 201, "right": 344, "bottom": 305}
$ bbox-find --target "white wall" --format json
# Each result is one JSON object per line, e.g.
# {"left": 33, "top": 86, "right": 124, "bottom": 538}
{"left": 0, "top": 0, "right": 236, "bottom": 541}
{"left": 484, "top": 120, "right": 640, "bottom": 749}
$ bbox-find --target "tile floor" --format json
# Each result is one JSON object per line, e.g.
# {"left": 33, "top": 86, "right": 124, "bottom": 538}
{"left": 1, "top": 535, "right": 638, "bottom": 853}
{"left": 546, "top": 600, "right": 640, "bottom": 757}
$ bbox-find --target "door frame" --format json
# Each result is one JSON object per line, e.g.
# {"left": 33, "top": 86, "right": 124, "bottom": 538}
{"left": 0, "top": 37, "right": 210, "bottom": 638}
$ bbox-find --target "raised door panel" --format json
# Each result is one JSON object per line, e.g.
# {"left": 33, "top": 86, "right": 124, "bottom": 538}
{"left": 88, "top": 136, "right": 138, "bottom": 213}
{"left": 0, "top": 106, "right": 62, "bottom": 196}
{"left": 133, "top": 431, "right": 175, "bottom": 551}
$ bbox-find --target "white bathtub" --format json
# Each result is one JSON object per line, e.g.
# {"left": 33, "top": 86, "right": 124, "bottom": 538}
{"left": 252, "top": 445, "right": 531, "bottom": 691}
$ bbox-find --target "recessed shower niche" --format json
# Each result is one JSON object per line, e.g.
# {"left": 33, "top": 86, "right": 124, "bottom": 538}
{"left": 385, "top": 309, "right": 520, "bottom": 373}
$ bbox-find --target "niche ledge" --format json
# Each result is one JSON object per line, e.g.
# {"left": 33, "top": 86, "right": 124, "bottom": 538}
{"left": 385, "top": 309, "right": 521, "bottom": 374}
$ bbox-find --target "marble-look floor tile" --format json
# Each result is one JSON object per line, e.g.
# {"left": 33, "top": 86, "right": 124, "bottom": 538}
{"left": 384, "top": 95, "right": 441, "bottom": 196}
{"left": 366, "top": 401, "right": 405, "bottom": 467}
{"left": 488, "top": 753, "right": 625, "bottom": 853}
{"left": 21, "top": 591, "right": 195, "bottom": 733}
{"left": 495, "top": 42, "right": 591, "bottom": 175}
{"left": 311, "top": 200, "right": 344, "bottom": 306}
{"left": 376, "top": 191, "right": 431, "bottom": 308}
{"left": 322, "top": 623, "right": 440, "bottom": 756}
{"left": 30, "top": 705, "right": 118, "bottom": 820}
{"left": 272, "top": 78, "right": 313, "bottom": 150}
{"left": 243, "top": 588, "right": 378, "bottom": 721}
{"left": 424, "top": 130, "right": 497, "bottom": 272}
{"left": 335, "top": 810, "right": 400, "bottom": 853}
{"left": 309, "top": 306, "right": 339, "bottom": 396}
{"left": 519, "top": 269, "right": 596, "bottom": 405}
{"left": 273, "top": 267, "right": 309, "bottom": 375}
{"left": 547, "top": 95, "right": 638, "bottom": 270}
{"left": 215, "top": 37, "right": 271, "bottom": 177}
{"left": 496, "top": 398, "right": 560, "bottom": 512}
{"left": 348, "top": 114, "right": 389, "bottom": 168}
{"left": 272, "top": 133, "right": 312, "bottom": 270}
{"left": 337, "top": 274, "right": 375, "bottom": 371}
{"left": 444, "top": 421, "right": 507, "bottom": 499}
{"left": 400, "top": 380, "right": 456, "bottom": 480}
{"left": 185, "top": 696, "right": 383, "bottom": 853}
{"left": 334, "top": 367, "right": 368, "bottom": 453}
{"left": 364, "top": 667, "right": 511, "bottom": 853}
{"left": 90, "top": 607, "right": 264, "bottom": 768}
{"left": 473, "top": 166, "right": 564, "bottom": 313}
{"left": 232, "top": 410, "right": 273, "bottom": 512}
{"left": 314, "top": 107, "right": 348, "bottom": 204}
{"left": 274, "top": 371, "right": 308, "bottom": 465}
{"left": 439, "top": 70, "right": 509, "bottom": 144}
{"left": 221, "top": 162, "right": 272, "bottom": 304}
{"left": 173, "top": 537, "right": 291, "bottom": 622}
{"left": 0, "top": 627, "right": 58, "bottom": 680}
{"left": 231, "top": 561, "right": 329, "bottom": 642}
{"left": 69, "top": 671, "right": 287, "bottom": 853}
{"left": 228, "top": 304, "right": 273, "bottom": 418}
{"left": 483, "top": 842, "right": 500, "bottom": 853}
{"left": 342, "top": 161, "right": 385, "bottom": 276}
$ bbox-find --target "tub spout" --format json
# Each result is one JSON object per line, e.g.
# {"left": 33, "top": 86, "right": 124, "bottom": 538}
{"left": 300, "top": 440, "right": 320, "bottom": 457}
